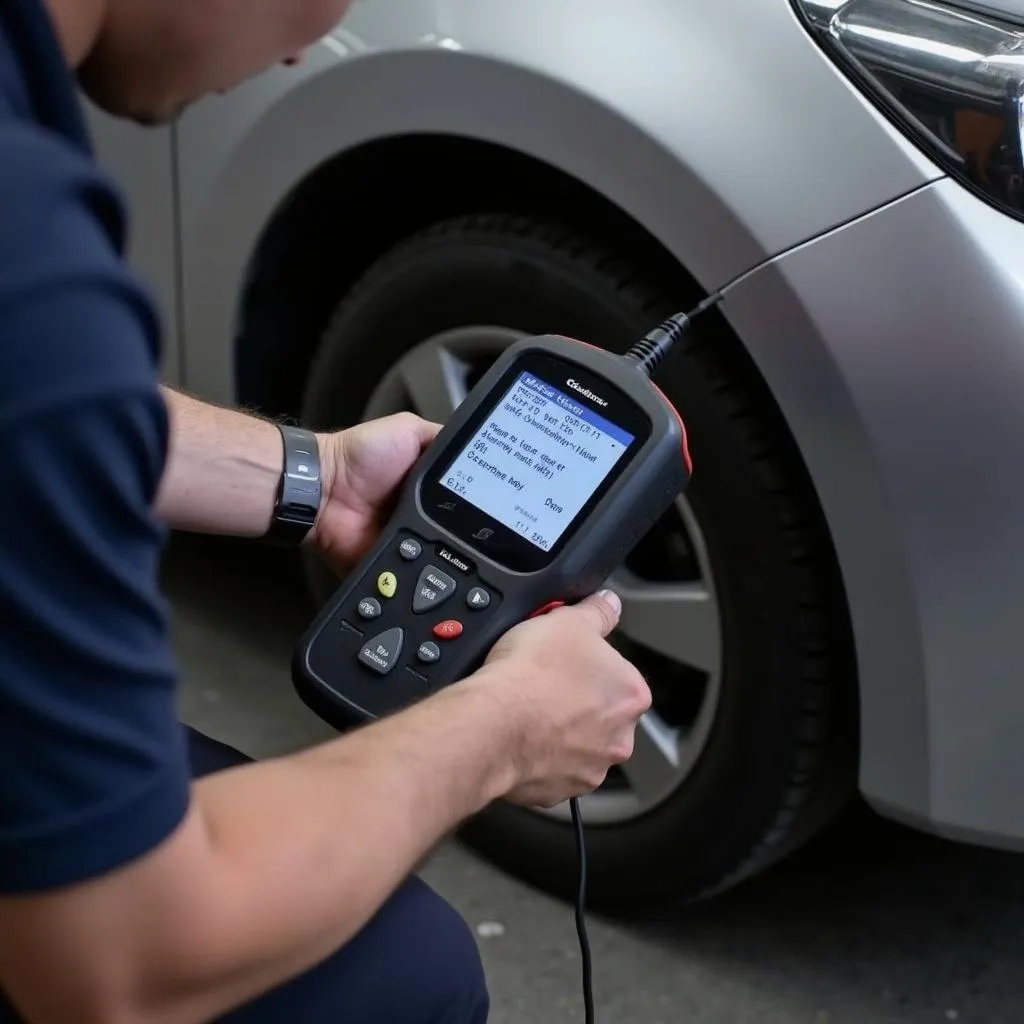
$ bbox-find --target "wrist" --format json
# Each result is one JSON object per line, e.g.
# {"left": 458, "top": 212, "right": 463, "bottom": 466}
{"left": 450, "top": 668, "right": 533, "bottom": 803}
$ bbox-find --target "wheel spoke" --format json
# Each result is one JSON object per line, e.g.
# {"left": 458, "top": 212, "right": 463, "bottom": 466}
{"left": 398, "top": 344, "right": 469, "bottom": 423}
{"left": 611, "top": 571, "right": 720, "bottom": 674}
{"left": 619, "top": 712, "right": 683, "bottom": 806}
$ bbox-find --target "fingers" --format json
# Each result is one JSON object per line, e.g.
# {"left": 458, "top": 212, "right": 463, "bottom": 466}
{"left": 560, "top": 589, "right": 622, "bottom": 638}
{"left": 419, "top": 420, "right": 443, "bottom": 449}
{"left": 394, "top": 411, "right": 443, "bottom": 449}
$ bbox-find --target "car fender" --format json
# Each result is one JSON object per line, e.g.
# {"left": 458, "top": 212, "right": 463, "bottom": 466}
{"left": 175, "top": 0, "right": 939, "bottom": 402}
{"left": 724, "top": 178, "right": 1024, "bottom": 849}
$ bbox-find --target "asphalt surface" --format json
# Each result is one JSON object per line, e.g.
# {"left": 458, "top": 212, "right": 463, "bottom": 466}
{"left": 166, "top": 532, "right": 1024, "bottom": 1024}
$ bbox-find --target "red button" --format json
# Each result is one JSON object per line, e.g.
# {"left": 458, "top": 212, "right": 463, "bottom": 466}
{"left": 433, "top": 619, "right": 464, "bottom": 640}
{"left": 528, "top": 600, "right": 566, "bottom": 619}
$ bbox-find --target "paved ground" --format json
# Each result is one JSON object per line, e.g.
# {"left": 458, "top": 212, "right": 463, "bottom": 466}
{"left": 166, "top": 532, "right": 1024, "bottom": 1024}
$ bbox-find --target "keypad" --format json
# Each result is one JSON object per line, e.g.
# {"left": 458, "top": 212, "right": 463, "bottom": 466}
{"left": 339, "top": 532, "right": 500, "bottom": 685}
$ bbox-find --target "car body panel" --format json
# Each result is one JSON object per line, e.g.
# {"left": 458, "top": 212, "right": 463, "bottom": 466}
{"left": 171, "top": 0, "right": 939, "bottom": 404}
{"left": 723, "top": 176, "right": 1024, "bottom": 848}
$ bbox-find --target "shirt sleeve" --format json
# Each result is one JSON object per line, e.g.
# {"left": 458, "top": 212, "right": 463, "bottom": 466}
{"left": 0, "top": 122, "right": 191, "bottom": 893}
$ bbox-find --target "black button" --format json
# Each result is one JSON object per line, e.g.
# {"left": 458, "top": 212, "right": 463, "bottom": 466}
{"left": 417, "top": 641, "right": 441, "bottom": 664}
{"left": 412, "top": 565, "right": 458, "bottom": 613}
{"left": 357, "top": 597, "right": 382, "bottom": 620}
{"left": 399, "top": 538, "right": 422, "bottom": 561}
{"left": 466, "top": 587, "right": 491, "bottom": 611}
{"left": 358, "top": 627, "right": 404, "bottom": 676}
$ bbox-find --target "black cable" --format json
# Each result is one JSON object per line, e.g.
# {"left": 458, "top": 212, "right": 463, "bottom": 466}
{"left": 569, "top": 796, "right": 595, "bottom": 1024}
{"left": 567, "top": 293, "right": 724, "bottom": 1021}
{"left": 624, "top": 291, "right": 724, "bottom": 379}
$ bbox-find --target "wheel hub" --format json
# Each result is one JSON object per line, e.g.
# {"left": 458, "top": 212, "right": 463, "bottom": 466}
{"left": 362, "top": 326, "right": 723, "bottom": 825}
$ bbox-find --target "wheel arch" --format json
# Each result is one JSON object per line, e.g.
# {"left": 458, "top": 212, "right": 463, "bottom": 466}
{"left": 231, "top": 132, "right": 710, "bottom": 420}
{"left": 177, "top": 47, "right": 768, "bottom": 412}
{"left": 177, "top": 46, "right": 868, "bottom": 805}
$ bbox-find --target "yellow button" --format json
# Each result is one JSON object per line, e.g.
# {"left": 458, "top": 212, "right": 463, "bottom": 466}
{"left": 377, "top": 571, "right": 398, "bottom": 599}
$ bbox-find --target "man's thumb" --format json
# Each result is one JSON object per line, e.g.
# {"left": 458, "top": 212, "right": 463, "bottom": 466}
{"left": 572, "top": 589, "right": 622, "bottom": 637}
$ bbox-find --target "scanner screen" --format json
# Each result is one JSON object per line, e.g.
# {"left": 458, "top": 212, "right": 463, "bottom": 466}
{"left": 439, "top": 371, "right": 635, "bottom": 553}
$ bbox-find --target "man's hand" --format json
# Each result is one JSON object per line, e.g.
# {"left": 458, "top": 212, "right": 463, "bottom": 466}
{"left": 464, "top": 589, "right": 652, "bottom": 809}
{"left": 312, "top": 412, "right": 441, "bottom": 573}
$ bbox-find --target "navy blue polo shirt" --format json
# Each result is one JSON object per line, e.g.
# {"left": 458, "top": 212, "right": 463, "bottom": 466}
{"left": 0, "top": 0, "right": 191, "bottom": 910}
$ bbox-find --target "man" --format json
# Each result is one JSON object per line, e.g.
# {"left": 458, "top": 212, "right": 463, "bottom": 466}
{"left": 0, "top": 0, "right": 653, "bottom": 1022}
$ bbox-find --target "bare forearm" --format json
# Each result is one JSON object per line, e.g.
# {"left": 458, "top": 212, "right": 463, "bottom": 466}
{"left": 0, "top": 680, "right": 519, "bottom": 1024}
{"left": 154, "top": 385, "right": 284, "bottom": 538}
{"left": 175, "top": 683, "right": 515, "bottom": 1017}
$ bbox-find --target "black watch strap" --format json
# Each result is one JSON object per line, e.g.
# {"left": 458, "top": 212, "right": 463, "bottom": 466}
{"left": 262, "top": 424, "right": 322, "bottom": 547}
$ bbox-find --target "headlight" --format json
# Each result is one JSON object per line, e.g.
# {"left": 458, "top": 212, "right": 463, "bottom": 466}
{"left": 793, "top": 0, "right": 1024, "bottom": 219}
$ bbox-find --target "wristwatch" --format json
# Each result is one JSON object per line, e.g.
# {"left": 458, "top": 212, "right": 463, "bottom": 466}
{"left": 262, "top": 424, "right": 323, "bottom": 547}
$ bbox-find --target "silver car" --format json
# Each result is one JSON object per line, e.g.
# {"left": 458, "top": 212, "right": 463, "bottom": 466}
{"left": 90, "top": 0, "right": 1024, "bottom": 912}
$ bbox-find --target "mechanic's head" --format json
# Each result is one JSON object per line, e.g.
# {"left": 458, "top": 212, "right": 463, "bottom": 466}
{"left": 46, "top": 0, "right": 352, "bottom": 124}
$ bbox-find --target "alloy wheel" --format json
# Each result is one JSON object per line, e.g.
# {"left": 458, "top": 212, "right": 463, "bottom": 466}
{"left": 362, "top": 326, "right": 723, "bottom": 825}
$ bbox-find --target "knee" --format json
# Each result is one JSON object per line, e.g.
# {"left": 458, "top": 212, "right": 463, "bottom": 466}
{"left": 393, "top": 878, "right": 490, "bottom": 1021}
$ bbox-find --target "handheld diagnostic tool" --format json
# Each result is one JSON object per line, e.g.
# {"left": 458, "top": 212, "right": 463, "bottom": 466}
{"left": 292, "top": 302, "right": 719, "bottom": 1024}
{"left": 293, "top": 307, "right": 713, "bottom": 729}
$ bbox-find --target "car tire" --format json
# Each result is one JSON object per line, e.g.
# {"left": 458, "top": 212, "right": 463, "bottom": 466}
{"left": 300, "top": 213, "right": 858, "bottom": 913}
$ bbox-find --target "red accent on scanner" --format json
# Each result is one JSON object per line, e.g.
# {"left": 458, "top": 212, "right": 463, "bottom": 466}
{"left": 529, "top": 601, "right": 566, "bottom": 619}
{"left": 649, "top": 381, "right": 693, "bottom": 476}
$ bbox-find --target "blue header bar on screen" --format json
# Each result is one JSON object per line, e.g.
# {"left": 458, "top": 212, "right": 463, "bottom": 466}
{"left": 519, "top": 374, "right": 635, "bottom": 447}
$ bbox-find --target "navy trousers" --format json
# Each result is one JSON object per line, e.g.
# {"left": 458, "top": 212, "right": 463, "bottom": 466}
{"left": 188, "top": 728, "right": 491, "bottom": 1024}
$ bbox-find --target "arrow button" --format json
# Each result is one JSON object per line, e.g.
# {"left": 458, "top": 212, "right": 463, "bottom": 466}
{"left": 358, "top": 627, "right": 405, "bottom": 676}
{"left": 412, "top": 565, "right": 458, "bottom": 613}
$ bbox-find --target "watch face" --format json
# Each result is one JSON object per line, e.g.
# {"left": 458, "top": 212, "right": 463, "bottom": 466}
{"left": 420, "top": 351, "right": 652, "bottom": 572}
